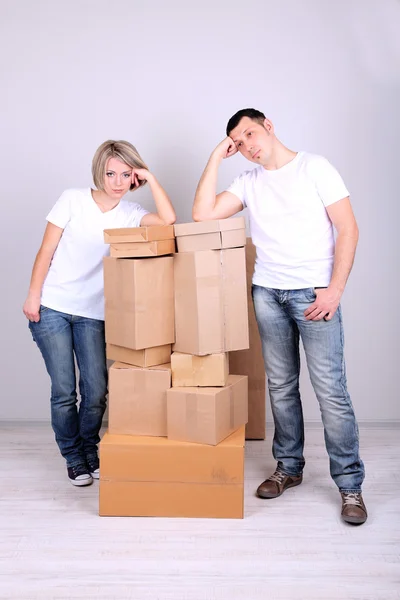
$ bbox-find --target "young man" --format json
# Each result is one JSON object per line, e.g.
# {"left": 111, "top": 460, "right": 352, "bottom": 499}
{"left": 193, "top": 108, "right": 367, "bottom": 525}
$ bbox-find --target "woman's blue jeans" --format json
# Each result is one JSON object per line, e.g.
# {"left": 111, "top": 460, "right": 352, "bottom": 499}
{"left": 29, "top": 306, "right": 107, "bottom": 468}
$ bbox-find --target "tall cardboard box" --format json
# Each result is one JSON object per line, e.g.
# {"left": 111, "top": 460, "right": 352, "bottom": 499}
{"left": 104, "top": 256, "right": 175, "bottom": 350}
{"left": 229, "top": 238, "right": 266, "bottom": 440}
{"left": 171, "top": 352, "right": 229, "bottom": 387}
{"left": 99, "top": 426, "right": 245, "bottom": 518}
{"left": 174, "top": 217, "right": 246, "bottom": 252}
{"left": 173, "top": 248, "right": 249, "bottom": 355}
{"left": 108, "top": 362, "right": 171, "bottom": 437}
{"left": 167, "top": 374, "right": 248, "bottom": 445}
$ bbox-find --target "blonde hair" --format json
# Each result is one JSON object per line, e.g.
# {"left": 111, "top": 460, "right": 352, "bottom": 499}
{"left": 92, "top": 140, "right": 149, "bottom": 192}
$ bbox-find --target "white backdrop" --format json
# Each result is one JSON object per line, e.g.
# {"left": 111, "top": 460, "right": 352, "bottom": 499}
{"left": 1, "top": 0, "right": 399, "bottom": 422}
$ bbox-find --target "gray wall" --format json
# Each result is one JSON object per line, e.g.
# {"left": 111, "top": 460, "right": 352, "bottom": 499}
{"left": 1, "top": 0, "right": 399, "bottom": 422}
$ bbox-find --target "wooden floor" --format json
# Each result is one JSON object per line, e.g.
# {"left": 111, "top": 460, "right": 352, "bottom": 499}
{"left": 0, "top": 423, "right": 399, "bottom": 600}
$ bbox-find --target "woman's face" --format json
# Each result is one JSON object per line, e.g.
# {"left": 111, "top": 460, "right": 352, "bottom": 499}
{"left": 103, "top": 157, "right": 132, "bottom": 199}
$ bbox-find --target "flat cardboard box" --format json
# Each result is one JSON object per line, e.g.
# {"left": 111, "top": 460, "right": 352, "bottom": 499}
{"left": 110, "top": 239, "right": 176, "bottom": 258}
{"left": 229, "top": 238, "right": 266, "bottom": 440}
{"left": 99, "top": 425, "right": 245, "bottom": 518}
{"left": 175, "top": 217, "right": 246, "bottom": 252}
{"left": 173, "top": 248, "right": 249, "bottom": 355}
{"left": 167, "top": 374, "right": 248, "bottom": 446}
{"left": 106, "top": 343, "right": 171, "bottom": 368}
{"left": 176, "top": 229, "right": 246, "bottom": 252}
{"left": 171, "top": 352, "right": 229, "bottom": 387}
{"left": 104, "top": 256, "right": 174, "bottom": 350}
{"left": 108, "top": 362, "right": 171, "bottom": 437}
{"left": 174, "top": 217, "right": 245, "bottom": 237}
{"left": 104, "top": 225, "right": 175, "bottom": 243}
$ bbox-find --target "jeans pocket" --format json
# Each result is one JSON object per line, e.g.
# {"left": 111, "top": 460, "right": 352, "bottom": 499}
{"left": 40, "top": 305, "right": 50, "bottom": 312}
{"left": 304, "top": 287, "right": 317, "bottom": 302}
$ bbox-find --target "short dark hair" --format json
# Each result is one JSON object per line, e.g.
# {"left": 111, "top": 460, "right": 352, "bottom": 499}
{"left": 226, "top": 108, "right": 266, "bottom": 136}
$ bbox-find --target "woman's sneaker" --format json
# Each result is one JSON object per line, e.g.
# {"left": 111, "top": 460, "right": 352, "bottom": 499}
{"left": 67, "top": 464, "right": 93, "bottom": 486}
{"left": 86, "top": 456, "right": 100, "bottom": 479}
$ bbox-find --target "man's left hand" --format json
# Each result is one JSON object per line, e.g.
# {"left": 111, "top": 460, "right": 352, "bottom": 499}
{"left": 304, "top": 287, "right": 341, "bottom": 321}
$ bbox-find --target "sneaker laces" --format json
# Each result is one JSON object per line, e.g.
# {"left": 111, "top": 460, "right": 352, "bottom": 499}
{"left": 71, "top": 464, "right": 87, "bottom": 476}
{"left": 269, "top": 470, "right": 286, "bottom": 484}
{"left": 342, "top": 492, "right": 363, "bottom": 506}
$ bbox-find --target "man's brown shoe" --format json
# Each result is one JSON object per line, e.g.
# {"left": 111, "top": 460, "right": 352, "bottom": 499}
{"left": 257, "top": 470, "right": 303, "bottom": 499}
{"left": 341, "top": 492, "right": 368, "bottom": 525}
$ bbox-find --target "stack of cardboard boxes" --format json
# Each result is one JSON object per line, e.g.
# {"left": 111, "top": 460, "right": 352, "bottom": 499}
{"left": 99, "top": 218, "right": 250, "bottom": 519}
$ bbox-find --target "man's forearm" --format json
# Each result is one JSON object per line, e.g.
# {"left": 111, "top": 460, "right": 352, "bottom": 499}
{"left": 329, "top": 230, "right": 359, "bottom": 295}
{"left": 192, "top": 154, "right": 221, "bottom": 221}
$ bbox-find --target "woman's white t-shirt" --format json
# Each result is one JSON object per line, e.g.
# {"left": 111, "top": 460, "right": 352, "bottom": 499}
{"left": 41, "top": 188, "right": 149, "bottom": 320}
{"left": 227, "top": 152, "right": 350, "bottom": 289}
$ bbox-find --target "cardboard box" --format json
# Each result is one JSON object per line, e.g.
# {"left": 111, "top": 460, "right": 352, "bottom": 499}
{"left": 106, "top": 343, "right": 171, "bottom": 368}
{"left": 99, "top": 425, "right": 245, "bottom": 518}
{"left": 229, "top": 238, "right": 266, "bottom": 440}
{"left": 104, "top": 256, "right": 174, "bottom": 350}
{"left": 110, "top": 239, "right": 176, "bottom": 258}
{"left": 174, "top": 217, "right": 246, "bottom": 252}
{"left": 104, "top": 225, "right": 175, "bottom": 243}
{"left": 167, "top": 374, "right": 248, "bottom": 445}
{"left": 108, "top": 362, "right": 171, "bottom": 436}
{"left": 171, "top": 352, "right": 229, "bottom": 387}
{"left": 173, "top": 248, "right": 249, "bottom": 355}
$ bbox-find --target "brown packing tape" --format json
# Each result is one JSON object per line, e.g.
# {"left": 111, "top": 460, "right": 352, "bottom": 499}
{"left": 185, "top": 392, "right": 199, "bottom": 441}
{"left": 229, "top": 386, "right": 235, "bottom": 429}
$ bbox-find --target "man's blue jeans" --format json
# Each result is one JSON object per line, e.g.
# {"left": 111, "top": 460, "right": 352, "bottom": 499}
{"left": 252, "top": 285, "right": 365, "bottom": 492}
{"left": 29, "top": 306, "right": 107, "bottom": 468}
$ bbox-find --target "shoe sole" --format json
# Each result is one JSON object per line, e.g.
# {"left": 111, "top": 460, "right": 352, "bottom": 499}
{"left": 257, "top": 478, "right": 302, "bottom": 499}
{"left": 341, "top": 515, "right": 367, "bottom": 525}
{"left": 69, "top": 477, "right": 93, "bottom": 487}
{"left": 90, "top": 472, "right": 100, "bottom": 480}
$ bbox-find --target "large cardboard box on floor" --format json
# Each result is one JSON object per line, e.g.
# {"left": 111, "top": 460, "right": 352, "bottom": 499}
{"left": 106, "top": 343, "right": 171, "bottom": 368}
{"left": 104, "top": 256, "right": 174, "bottom": 350}
{"left": 108, "top": 362, "right": 171, "bottom": 437}
{"left": 99, "top": 425, "right": 245, "bottom": 518}
{"left": 173, "top": 248, "right": 249, "bottom": 355}
{"left": 174, "top": 217, "right": 246, "bottom": 252}
{"left": 229, "top": 238, "right": 266, "bottom": 440}
{"left": 171, "top": 352, "right": 229, "bottom": 387}
{"left": 167, "top": 375, "right": 248, "bottom": 445}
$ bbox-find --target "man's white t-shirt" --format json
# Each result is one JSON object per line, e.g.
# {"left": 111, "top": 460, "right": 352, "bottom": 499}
{"left": 227, "top": 151, "right": 350, "bottom": 289}
{"left": 41, "top": 188, "right": 149, "bottom": 320}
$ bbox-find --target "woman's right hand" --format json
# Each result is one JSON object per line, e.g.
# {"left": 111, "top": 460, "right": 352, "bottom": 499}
{"left": 23, "top": 295, "right": 41, "bottom": 322}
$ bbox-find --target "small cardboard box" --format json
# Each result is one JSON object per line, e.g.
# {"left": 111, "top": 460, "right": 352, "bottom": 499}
{"left": 167, "top": 374, "right": 248, "bottom": 446}
{"left": 173, "top": 247, "right": 249, "bottom": 355}
{"left": 174, "top": 217, "right": 246, "bottom": 252}
{"left": 108, "top": 362, "right": 171, "bottom": 437}
{"left": 110, "top": 239, "right": 176, "bottom": 258}
{"left": 171, "top": 352, "right": 229, "bottom": 387}
{"left": 229, "top": 238, "right": 266, "bottom": 440}
{"left": 104, "top": 225, "right": 175, "bottom": 243}
{"left": 99, "top": 425, "right": 245, "bottom": 518}
{"left": 106, "top": 344, "right": 171, "bottom": 368}
{"left": 104, "top": 256, "right": 174, "bottom": 350}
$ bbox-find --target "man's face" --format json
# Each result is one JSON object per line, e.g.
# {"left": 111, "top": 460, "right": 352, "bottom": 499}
{"left": 229, "top": 117, "right": 273, "bottom": 165}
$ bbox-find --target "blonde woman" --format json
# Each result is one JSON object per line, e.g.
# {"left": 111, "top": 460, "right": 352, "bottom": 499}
{"left": 23, "top": 140, "right": 176, "bottom": 486}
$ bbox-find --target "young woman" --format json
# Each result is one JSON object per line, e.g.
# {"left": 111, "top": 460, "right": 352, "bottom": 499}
{"left": 23, "top": 140, "right": 176, "bottom": 486}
